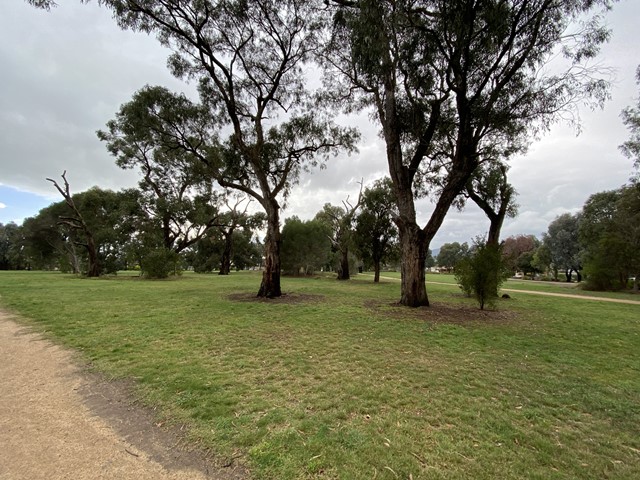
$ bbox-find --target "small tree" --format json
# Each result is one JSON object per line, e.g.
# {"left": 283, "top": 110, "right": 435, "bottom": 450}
{"left": 455, "top": 240, "right": 510, "bottom": 310}
{"left": 354, "top": 178, "right": 398, "bottom": 282}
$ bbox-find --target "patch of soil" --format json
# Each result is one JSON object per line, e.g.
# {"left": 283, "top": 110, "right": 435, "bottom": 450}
{"left": 227, "top": 292, "right": 325, "bottom": 304}
{"left": 79, "top": 374, "right": 248, "bottom": 479}
{"left": 365, "top": 300, "right": 520, "bottom": 327}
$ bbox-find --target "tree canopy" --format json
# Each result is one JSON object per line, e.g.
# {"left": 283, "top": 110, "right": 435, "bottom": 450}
{"left": 324, "top": 0, "right": 614, "bottom": 306}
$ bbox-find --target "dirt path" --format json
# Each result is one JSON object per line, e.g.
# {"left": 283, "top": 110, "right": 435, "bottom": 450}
{"left": 365, "top": 274, "right": 640, "bottom": 305}
{"left": 0, "top": 311, "right": 245, "bottom": 480}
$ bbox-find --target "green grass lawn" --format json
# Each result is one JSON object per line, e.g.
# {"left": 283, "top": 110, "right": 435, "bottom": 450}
{"left": 1, "top": 270, "right": 639, "bottom": 479}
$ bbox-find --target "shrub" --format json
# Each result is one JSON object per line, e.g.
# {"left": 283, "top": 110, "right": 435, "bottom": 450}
{"left": 140, "top": 248, "right": 181, "bottom": 279}
{"left": 455, "top": 241, "right": 511, "bottom": 310}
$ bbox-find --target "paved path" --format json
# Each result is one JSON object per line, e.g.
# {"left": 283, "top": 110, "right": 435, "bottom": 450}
{"left": 0, "top": 311, "right": 242, "bottom": 480}
{"left": 363, "top": 274, "right": 640, "bottom": 306}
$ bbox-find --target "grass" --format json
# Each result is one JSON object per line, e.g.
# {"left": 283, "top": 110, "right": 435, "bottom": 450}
{"left": 370, "top": 271, "right": 640, "bottom": 301}
{"left": 1, "top": 270, "right": 639, "bottom": 479}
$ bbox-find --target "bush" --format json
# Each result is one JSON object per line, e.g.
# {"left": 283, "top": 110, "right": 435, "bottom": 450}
{"left": 140, "top": 248, "right": 182, "bottom": 279}
{"left": 455, "top": 241, "right": 510, "bottom": 310}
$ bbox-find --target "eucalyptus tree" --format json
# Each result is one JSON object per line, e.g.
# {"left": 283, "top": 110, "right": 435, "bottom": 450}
{"left": 315, "top": 188, "right": 362, "bottom": 280}
{"left": 544, "top": 213, "right": 583, "bottom": 282}
{"left": 88, "top": 1, "right": 357, "bottom": 297}
{"left": 0, "top": 222, "right": 25, "bottom": 270}
{"left": 325, "top": 0, "right": 614, "bottom": 306}
{"left": 99, "top": 103, "right": 226, "bottom": 257}
{"left": 620, "top": 66, "right": 640, "bottom": 175}
{"left": 580, "top": 184, "right": 640, "bottom": 290}
{"left": 354, "top": 178, "right": 398, "bottom": 282}
{"left": 216, "top": 197, "right": 265, "bottom": 275}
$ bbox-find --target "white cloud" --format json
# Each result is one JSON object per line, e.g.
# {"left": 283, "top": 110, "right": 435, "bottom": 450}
{"left": 0, "top": 203, "right": 6, "bottom": 209}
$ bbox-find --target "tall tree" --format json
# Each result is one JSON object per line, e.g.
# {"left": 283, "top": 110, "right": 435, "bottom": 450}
{"left": 0, "top": 223, "right": 25, "bottom": 270}
{"left": 436, "top": 242, "right": 469, "bottom": 272}
{"left": 92, "top": 1, "right": 358, "bottom": 297}
{"left": 620, "top": 65, "right": 640, "bottom": 176}
{"left": 354, "top": 178, "right": 398, "bottom": 282}
{"left": 99, "top": 106, "right": 225, "bottom": 256}
{"left": 502, "top": 234, "right": 539, "bottom": 275}
{"left": 325, "top": 0, "right": 613, "bottom": 306}
{"left": 580, "top": 184, "right": 640, "bottom": 290}
{"left": 544, "top": 213, "right": 583, "bottom": 282}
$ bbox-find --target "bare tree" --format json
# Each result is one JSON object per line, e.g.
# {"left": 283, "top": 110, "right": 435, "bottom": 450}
{"left": 46, "top": 171, "right": 101, "bottom": 277}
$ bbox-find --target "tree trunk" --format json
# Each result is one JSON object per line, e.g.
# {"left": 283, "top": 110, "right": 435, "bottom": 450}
{"left": 576, "top": 270, "right": 582, "bottom": 283}
{"left": 374, "top": 259, "right": 381, "bottom": 283}
{"left": 86, "top": 236, "right": 101, "bottom": 277}
{"left": 257, "top": 205, "right": 281, "bottom": 298}
{"left": 337, "top": 249, "right": 350, "bottom": 280}
{"left": 566, "top": 269, "right": 572, "bottom": 282}
{"left": 219, "top": 228, "right": 234, "bottom": 275}
{"left": 398, "top": 222, "right": 429, "bottom": 307}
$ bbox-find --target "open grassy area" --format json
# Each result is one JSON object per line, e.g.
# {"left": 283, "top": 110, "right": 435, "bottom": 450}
{"left": 1, "top": 270, "right": 639, "bottom": 479}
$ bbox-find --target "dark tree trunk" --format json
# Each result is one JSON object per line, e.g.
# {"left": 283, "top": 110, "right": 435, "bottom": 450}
{"left": 566, "top": 269, "right": 573, "bottom": 282}
{"left": 219, "top": 228, "right": 234, "bottom": 275}
{"left": 337, "top": 249, "right": 350, "bottom": 280}
{"left": 398, "top": 222, "right": 429, "bottom": 307}
{"left": 373, "top": 258, "right": 381, "bottom": 283}
{"left": 576, "top": 270, "right": 582, "bottom": 283}
{"left": 257, "top": 205, "right": 281, "bottom": 298}
{"left": 86, "top": 236, "right": 101, "bottom": 277}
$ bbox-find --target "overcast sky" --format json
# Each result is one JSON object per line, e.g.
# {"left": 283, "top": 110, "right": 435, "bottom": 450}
{"left": 1, "top": 0, "right": 638, "bottom": 248}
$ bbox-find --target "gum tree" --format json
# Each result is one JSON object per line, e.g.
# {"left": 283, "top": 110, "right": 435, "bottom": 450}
{"left": 92, "top": 1, "right": 358, "bottom": 297}
{"left": 325, "top": 0, "right": 614, "bottom": 306}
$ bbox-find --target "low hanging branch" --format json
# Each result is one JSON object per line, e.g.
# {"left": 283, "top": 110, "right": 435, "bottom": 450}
{"left": 46, "top": 171, "right": 102, "bottom": 277}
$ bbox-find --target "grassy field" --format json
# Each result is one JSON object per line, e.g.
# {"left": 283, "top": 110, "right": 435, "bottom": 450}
{"left": 1, "top": 270, "right": 639, "bottom": 479}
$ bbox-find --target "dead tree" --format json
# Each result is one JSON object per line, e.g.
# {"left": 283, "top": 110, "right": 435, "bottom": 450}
{"left": 46, "top": 171, "right": 101, "bottom": 277}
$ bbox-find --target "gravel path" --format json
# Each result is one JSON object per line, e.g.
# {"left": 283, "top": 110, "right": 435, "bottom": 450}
{"left": 0, "top": 311, "right": 245, "bottom": 480}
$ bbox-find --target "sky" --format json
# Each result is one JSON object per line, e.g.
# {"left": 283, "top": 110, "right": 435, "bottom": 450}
{"left": 1, "top": 0, "right": 638, "bottom": 249}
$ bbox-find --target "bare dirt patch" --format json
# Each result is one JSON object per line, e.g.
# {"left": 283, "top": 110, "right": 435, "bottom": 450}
{"left": 365, "top": 300, "right": 521, "bottom": 327}
{"left": 0, "top": 311, "right": 247, "bottom": 480}
{"left": 227, "top": 292, "right": 325, "bottom": 304}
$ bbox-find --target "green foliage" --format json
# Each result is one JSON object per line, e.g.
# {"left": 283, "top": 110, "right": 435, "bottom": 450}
{"left": 580, "top": 184, "right": 640, "bottom": 290}
{"left": 280, "top": 217, "right": 331, "bottom": 275}
{"left": 353, "top": 178, "right": 398, "bottom": 277}
{"left": 0, "top": 222, "right": 26, "bottom": 270}
{"left": 455, "top": 241, "right": 511, "bottom": 310}
{"left": 327, "top": 0, "right": 614, "bottom": 306}
{"left": 140, "top": 248, "right": 182, "bottom": 279}
{"left": 437, "top": 242, "right": 470, "bottom": 271}
{"left": 543, "top": 213, "right": 583, "bottom": 280}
